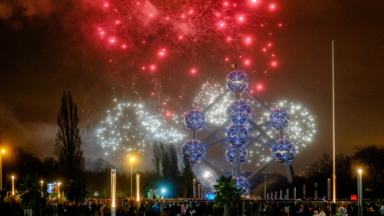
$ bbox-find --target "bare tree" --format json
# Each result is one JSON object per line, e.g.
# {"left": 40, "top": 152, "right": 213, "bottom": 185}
{"left": 54, "top": 91, "right": 84, "bottom": 179}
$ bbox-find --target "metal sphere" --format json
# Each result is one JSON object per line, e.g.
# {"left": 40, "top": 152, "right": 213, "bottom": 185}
{"left": 226, "top": 99, "right": 252, "bottom": 124}
{"left": 225, "top": 70, "right": 249, "bottom": 93}
{"left": 184, "top": 109, "right": 205, "bottom": 131}
{"left": 271, "top": 138, "right": 296, "bottom": 163}
{"left": 226, "top": 145, "right": 247, "bottom": 165}
{"left": 232, "top": 176, "right": 249, "bottom": 195}
{"left": 269, "top": 108, "right": 290, "bottom": 130}
{"left": 181, "top": 139, "right": 206, "bottom": 163}
{"left": 226, "top": 124, "right": 249, "bottom": 145}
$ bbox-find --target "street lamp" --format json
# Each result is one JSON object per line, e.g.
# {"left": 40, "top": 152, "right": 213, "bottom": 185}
{"left": 12, "top": 176, "right": 14, "bottom": 196}
{"left": 41, "top": 180, "right": 44, "bottom": 197}
{"left": 130, "top": 157, "right": 134, "bottom": 199}
{"left": 0, "top": 150, "right": 4, "bottom": 191}
{"left": 357, "top": 169, "right": 363, "bottom": 216}
{"left": 162, "top": 189, "right": 166, "bottom": 198}
{"left": 58, "top": 182, "right": 61, "bottom": 198}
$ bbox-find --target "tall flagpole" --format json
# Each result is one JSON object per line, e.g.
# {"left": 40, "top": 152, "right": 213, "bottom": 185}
{"left": 332, "top": 40, "right": 336, "bottom": 203}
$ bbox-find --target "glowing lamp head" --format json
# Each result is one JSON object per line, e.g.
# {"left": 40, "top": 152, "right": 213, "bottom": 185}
{"left": 1, "top": 149, "right": 4, "bottom": 153}
{"left": 162, "top": 189, "right": 165, "bottom": 193}
{"left": 12, "top": 176, "right": 14, "bottom": 179}
{"left": 358, "top": 169, "right": 362, "bottom": 173}
{"left": 41, "top": 180, "right": 44, "bottom": 184}
{"left": 131, "top": 157, "right": 134, "bottom": 162}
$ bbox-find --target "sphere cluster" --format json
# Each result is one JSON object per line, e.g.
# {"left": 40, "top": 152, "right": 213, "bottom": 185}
{"left": 226, "top": 99, "right": 252, "bottom": 124}
{"left": 232, "top": 176, "right": 249, "bottom": 195}
{"left": 184, "top": 109, "right": 205, "bottom": 131}
{"left": 225, "top": 70, "right": 249, "bottom": 93}
{"left": 271, "top": 138, "right": 296, "bottom": 163}
{"left": 181, "top": 139, "right": 206, "bottom": 163}
{"left": 226, "top": 124, "right": 249, "bottom": 145}
{"left": 269, "top": 108, "right": 290, "bottom": 130}
{"left": 226, "top": 145, "right": 247, "bottom": 165}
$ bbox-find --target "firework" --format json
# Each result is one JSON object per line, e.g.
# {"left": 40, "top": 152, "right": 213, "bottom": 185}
{"left": 192, "top": 80, "right": 316, "bottom": 165}
{"left": 92, "top": 0, "right": 279, "bottom": 73}
{"left": 96, "top": 99, "right": 186, "bottom": 157}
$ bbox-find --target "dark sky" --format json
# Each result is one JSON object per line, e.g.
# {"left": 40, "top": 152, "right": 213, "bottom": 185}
{"left": 0, "top": 0, "right": 384, "bottom": 176}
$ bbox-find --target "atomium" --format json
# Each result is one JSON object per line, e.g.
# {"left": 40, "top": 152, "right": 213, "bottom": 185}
{"left": 181, "top": 139, "right": 206, "bottom": 163}
{"left": 225, "top": 70, "right": 249, "bottom": 93}
{"left": 184, "top": 109, "right": 205, "bottom": 131}
{"left": 232, "top": 176, "right": 249, "bottom": 195}
{"left": 226, "top": 124, "right": 249, "bottom": 145}
{"left": 226, "top": 145, "right": 247, "bottom": 165}
{"left": 269, "top": 107, "right": 290, "bottom": 130}
{"left": 182, "top": 69, "right": 315, "bottom": 195}
{"left": 226, "top": 99, "right": 252, "bottom": 124}
{"left": 271, "top": 138, "right": 296, "bottom": 163}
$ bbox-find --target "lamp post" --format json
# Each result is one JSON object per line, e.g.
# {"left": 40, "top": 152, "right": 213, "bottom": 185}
{"left": 41, "top": 180, "right": 44, "bottom": 197}
{"left": 136, "top": 173, "right": 140, "bottom": 201}
{"left": 264, "top": 176, "right": 267, "bottom": 199}
{"left": 12, "top": 176, "right": 14, "bottom": 196}
{"left": 0, "top": 150, "right": 5, "bottom": 191}
{"left": 58, "top": 182, "right": 61, "bottom": 198}
{"left": 111, "top": 169, "right": 116, "bottom": 216}
{"left": 130, "top": 157, "right": 134, "bottom": 199}
{"left": 357, "top": 169, "right": 363, "bottom": 216}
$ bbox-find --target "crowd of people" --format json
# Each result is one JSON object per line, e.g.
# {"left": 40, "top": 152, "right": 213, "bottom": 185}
{"left": 260, "top": 201, "right": 384, "bottom": 216}
{"left": 43, "top": 198, "right": 225, "bottom": 216}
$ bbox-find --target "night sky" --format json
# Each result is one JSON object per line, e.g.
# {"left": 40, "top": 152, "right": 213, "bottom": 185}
{"left": 1, "top": 0, "right": 384, "bottom": 176}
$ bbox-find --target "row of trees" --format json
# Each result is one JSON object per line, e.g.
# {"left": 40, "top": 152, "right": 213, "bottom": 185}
{"left": 266, "top": 145, "right": 384, "bottom": 199}
{"left": 1, "top": 91, "right": 198, "bottom": 201}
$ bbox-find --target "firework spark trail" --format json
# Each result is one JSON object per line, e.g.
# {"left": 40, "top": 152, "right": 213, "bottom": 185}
{"left": 96, "top": 99, "right": 186, "bottom": 158}
{"left": 93, "top": 0, "right": 280, "bottom": 72}
{"left": 192, "top": 80, "right": 316, "bottom": 166}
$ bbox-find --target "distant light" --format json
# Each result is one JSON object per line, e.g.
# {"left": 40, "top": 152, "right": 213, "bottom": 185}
{"left": 162, "top": 189, "right": 166, "bottom": 193}
{"left": 191, "top": 69, "right": 196, "bottom": 74}
{"left": 12, "top": 176, "right": 14, "bottom": 179}
{"left": 131, "top": 157, "right": 135, "bottom": 162}
{"left": 252, "top": 0, "right": 257, "bottom": 2}
{"left": 358, "top": 169, "right": 362, "bottom": 173}
{"left": 41, "top": 180, "right": 44, "bottom": 184}
{"left": 104, "top": 3, "right": 108, "bottom": 7}
{"left": 151, "top": 92, "right": 155, "bottom": 95}
{"left": 1, "top": 150, "right": 4, "bottom": 153}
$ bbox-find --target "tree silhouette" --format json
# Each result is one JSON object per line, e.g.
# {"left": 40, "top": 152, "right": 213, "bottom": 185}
{"left": 213, "top": 175, "right": 242, "bottom": 216}
{"left": 54, "top": 91, "right": 84, "bottom": 179}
